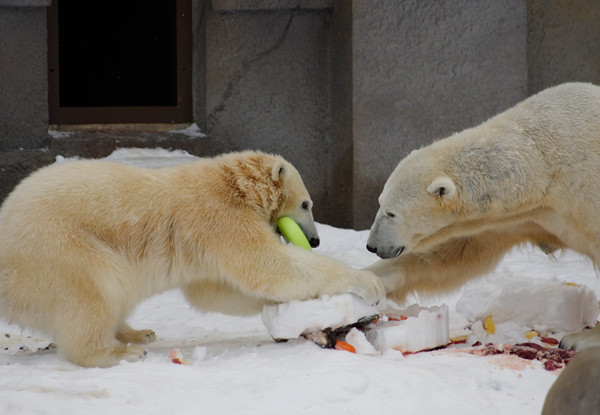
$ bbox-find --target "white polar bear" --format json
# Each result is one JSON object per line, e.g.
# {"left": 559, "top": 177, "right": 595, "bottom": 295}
{"left": 365, "top": 82, "right": 600, "bottom": 351}
{"left": 0, "top": 150, "right": 383, "bottom": 367}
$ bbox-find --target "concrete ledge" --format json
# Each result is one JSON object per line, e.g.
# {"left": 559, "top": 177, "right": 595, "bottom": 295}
{"left": 212, "top": 0, "right": 332, "bottom": 11}
{"left": 48, "top": 131, "right": 216, "bottom": 159}
{"left": 0, "top": 0, "right": 51, "bottom": 7}
{"left": 0, "top": 131, "right": 219, "bottom": 204}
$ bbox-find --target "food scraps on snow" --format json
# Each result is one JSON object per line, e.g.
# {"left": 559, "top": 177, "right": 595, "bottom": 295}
{"left": 169, "top": 348, "right": 192, "bottom": 365}
{"left": 261, "top": 294, "right": 450, "bottom": 354}
{"left": 261, "top": 293, "right": 591, "bottom": 371}
{"left": 484, "top": 315, "right": 496, "bottom": 335}
{"left": 470, "top": 342, "right": 575, "bottom": 371}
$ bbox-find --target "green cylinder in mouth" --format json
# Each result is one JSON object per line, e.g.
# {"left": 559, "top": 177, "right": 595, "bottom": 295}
{"left": 277, "top": 216, "right": 312, "bottom": 251}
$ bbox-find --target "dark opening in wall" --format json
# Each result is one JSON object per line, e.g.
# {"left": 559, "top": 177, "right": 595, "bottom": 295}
{"left": 48, "top": 0, "right": 192, "bottom": 124}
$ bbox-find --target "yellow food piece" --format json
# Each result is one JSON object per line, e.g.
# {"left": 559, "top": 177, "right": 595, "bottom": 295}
{"left": 450, "top": 334, "right": 470, "bottom": 343}
{"left": 525, "top": 330, "right": 539, "bottom": 340}
{"left": 566, "top": 282, "right": 579, "bottom": 287}
{"left": 483, "top": 315, "right": 496, "bottom": 335}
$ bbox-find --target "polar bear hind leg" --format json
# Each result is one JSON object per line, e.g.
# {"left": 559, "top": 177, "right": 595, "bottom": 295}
{"left": 54, "top": 301, "right": 148, "bottom": 368}
{"left": 116, "top": 323, "right": 156, "bottom": 345}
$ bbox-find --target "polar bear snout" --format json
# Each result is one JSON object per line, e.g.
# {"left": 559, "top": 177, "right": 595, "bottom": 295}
{"left": 367, "top": 213, "right": 406, "bottom": 258}
{"left": 294, "top": 221, "right": 320, "bottom": 248}
{"left": 302, "top": 228, "right": 319, "bottom": 248}
{"left": 366, "top": 243, "right": 404, "bottom": 259}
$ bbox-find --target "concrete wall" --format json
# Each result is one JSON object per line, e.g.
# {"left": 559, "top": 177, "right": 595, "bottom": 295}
{"left": 204, "top": 4, "right": 336, "bottom": 224}
{"left": 527, "top": 0, "right": 600, "bottom": 94}
{"left": 0, "top": 1, "right": 55, "bottom": 200}
{"left": 351, "top": 0, "right": 528, "bottom": 228}
{"left": 1, "top": 0, "right": 600, "bottom": 230}
{"left": 0, "top": 1, "right": 50, "bottom": 151}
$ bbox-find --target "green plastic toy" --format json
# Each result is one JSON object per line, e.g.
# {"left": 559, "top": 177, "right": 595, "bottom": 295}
{"left": 277, "top": 216, "right": 312, "bottom": 251}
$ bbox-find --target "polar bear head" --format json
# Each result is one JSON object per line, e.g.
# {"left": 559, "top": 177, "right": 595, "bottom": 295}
{"left": 222, "top": 151, "right": 320, "bottom": 248}
{"left": 270, "top": 157, "right": 320, "bottom": 248}
{"left": 366, "top": 146, "right": 462, "bottom": 259}
{"left": 366, "top": 127, "right": 545, "bottom": 259}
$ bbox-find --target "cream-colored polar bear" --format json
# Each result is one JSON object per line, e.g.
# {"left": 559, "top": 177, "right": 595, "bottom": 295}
{"left": 0, "top": 150, "right": 383, "bottom": 367}
{"left": 366, "top": 82, "right": 600, "bottom": 351}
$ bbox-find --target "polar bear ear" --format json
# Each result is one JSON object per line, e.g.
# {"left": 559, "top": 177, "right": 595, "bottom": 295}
{"left": 271, "top": 160, "right": 287, "bottom": 183}
{"left": 427, "top": 176, "right": 456, "bottom": 198}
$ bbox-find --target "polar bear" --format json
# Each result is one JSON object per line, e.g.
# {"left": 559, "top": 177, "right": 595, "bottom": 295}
{"left": 541, "top": 346, "right": 600, "bottom": 414}
{"left": 0, "top": 150, "right": 383, "bottom": 367}
{"left": 365, "top": 82, "right": 600, "bottom": 351}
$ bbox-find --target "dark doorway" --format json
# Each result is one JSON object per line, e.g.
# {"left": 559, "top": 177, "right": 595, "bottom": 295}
{"left": 48, "top": 0, "right": 192, "bottom": 124}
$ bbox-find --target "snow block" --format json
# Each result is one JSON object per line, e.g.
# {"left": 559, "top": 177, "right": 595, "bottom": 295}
{"left": 345, "top": 328, "right": 378, "bottom": 355}
{"left": 366, "top": 305, "right": 449, "bottom": 353}
{"left": 456, "top": 273, "right": 599, "bottom": 333}
{"left": 261, "top": 293, "right": 378, "bottom": 340}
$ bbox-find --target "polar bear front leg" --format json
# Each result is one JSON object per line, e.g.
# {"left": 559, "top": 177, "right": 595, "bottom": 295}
{"left": 183, "top": 280, "right": 269, "bottom": 315}
{"left": 366, "top": 231, "right": 521, "bottom": 301}
{"left": 224, "top": 246, "right": 385, "bottom": 305}
{"left": 280, "top": 249, "right": 385, "bottom": 304}
{"left": 312, "top": 265, "right": 385, "bottom": 305}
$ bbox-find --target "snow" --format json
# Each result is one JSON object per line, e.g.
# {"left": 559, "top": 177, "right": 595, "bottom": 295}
{"left": 366, "top": 305, "right": 450, "bottom": 353}
{"left": 261, "top": 293, "right": 378, "bottom": 340}
{"left": 262, "top": 293, "right": 452, "bottom": 354}
{"left": 168, "top": 123, "right": 207, "bottom": 138}
{"left": 1, "top": 148, "right": 599, "bottom": 414}
{"left": 456, "top": 273, "right": 598, "bottom": 333}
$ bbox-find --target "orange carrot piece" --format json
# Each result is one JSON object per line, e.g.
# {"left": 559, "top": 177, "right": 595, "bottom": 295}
{"left": 335, "top": 340, "right": 356, "bottom": 353}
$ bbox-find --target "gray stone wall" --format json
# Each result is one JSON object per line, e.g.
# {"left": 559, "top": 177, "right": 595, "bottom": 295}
{"left": 527, "top": 0, "right": 600, "bottom": 94}
{"left": 0, "top": 1, "right": 54, "bottom": 201}
{"left": 2, "top": 0, "right": 600, "bottom": 230}
{"left": 0, "top": 3, "right": 49, "bottom": 151}
{"left": 351, "top": 0, "right": 528, "bottom": 229}
{"left": 204, "top": 5, "right": 335, "bottom": 224}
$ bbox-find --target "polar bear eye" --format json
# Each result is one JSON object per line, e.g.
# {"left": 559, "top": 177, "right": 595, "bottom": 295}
{"left": 301, "top": 201, "right": 310, "bottom": 210}
{"left": 385, "top": 210, "right": 396, "bottom": 218}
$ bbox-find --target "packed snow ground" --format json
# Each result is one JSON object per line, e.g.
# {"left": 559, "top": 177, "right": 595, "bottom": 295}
{"left": 1, "top": 148, "right": 599, "bottom": 415}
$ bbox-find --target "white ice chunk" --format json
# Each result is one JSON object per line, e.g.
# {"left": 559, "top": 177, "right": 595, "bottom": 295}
{"left": 261, "top": 294, "right": 378, "bottom": 340}
{"left": 456, "top": 272, "right": 599, "bottom": 333}
{"left": 345, "top": 328, "right": 378, "bottom": 355}
{"left": 366, "top": 305, "right": 449, "bottom": 353}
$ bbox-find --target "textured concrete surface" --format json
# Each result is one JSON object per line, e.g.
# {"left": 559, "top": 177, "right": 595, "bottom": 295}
{"left": 0, "top": 6, "right": 49, "bottom": 151}
{"left": 527, "top": 0, "right": 600, "bottom": 94}
{"left": 205, "top": 7, "right": 334, "bottom": 223}
{"left": 212, "top": 0, "right": 332, "bottom": 11}
{"left": 351, "top": 0, "right": 528, "bottom": 229}
{"left": 327, "top": 0, "right": 354, "bottom": 226}
{"left": 0, "top": 0, "right": 50, "bottom": 6}
{"left": 2, "top": 1, "right": 600, "bottom": 229}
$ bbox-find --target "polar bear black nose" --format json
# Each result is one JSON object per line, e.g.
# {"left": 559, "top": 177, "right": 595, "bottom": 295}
{"left": 366, "top": 244, "right": 377, "bottom": 254}
{"left": 309, "top": 237, "right": 320, "bottom": 248}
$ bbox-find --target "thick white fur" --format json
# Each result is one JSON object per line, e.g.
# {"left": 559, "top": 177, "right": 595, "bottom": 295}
{"left": 366, "top": 83, "right": 600, "bottom": 350}
{"left": 0, "top": 150, "right": 383, "bottom": 367}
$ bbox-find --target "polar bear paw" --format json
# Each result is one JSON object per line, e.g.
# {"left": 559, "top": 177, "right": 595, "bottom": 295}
{"left": 117, "top": 327, "right": 157, "bottom": 345}
{"left": 66, "top": 342, "right": 147, "bottom": 368}
{"left": 324, "top": 270, "right": 385, "bottom": 305}
{"left": 560, "top": 326, "right": 600, "bottom": 351}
